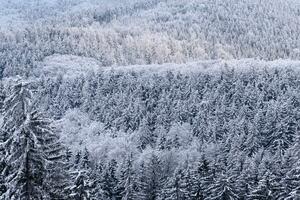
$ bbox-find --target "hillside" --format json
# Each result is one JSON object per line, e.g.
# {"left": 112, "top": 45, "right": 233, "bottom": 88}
{"left": 0, "top": 0, "right": 300, "bottom": 78}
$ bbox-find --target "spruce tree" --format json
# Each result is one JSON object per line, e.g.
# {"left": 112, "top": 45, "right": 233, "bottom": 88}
{"left": 69, "top": 148, "right": 92, "bottom": 200}
{"left": 81, "top": 148, "right": 91, "bottom": 170}
{"left": 0, "top": 82, "right": 5, "bottom": 111}
{"left": 136, "top": 152, "right": 164, "bottom": 200}
{"left": 99, "top": 159, "right": 119, "bottom": 199}
{"left": 0, "top": 83, "right": 70, "bottom": 199}
{"left": 285, "top": 161, "right": 300, "bottom": 200}
{"left": 206, "top": 172, "right": 239, "bottom": 200}
{"left": 248, "top": 173, "right": 273, "bottom": 200}
{"left": 118, "top": 154, "right": 135, "bottom": 200}
{"left": 163, "top": 168, "right": 185, "bottom": 200}
{"left": 70, "top": 171, "right": 91, "bottom": 200}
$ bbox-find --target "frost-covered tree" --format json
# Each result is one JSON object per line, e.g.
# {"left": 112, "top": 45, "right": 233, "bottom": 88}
{"left": 0, "top": 83, "right": 69, "bottom": 199}
{"left": 69, "top": 171, "right": 91, "bottom": 200}
{"left": 68, "top": 148, "right": 93, "bottom": 200}
{"left": 136, "top": 152, "right": 164, "bottom": 200}
{"left": 0, "top": 83, "right": 5, "bottom": 111}
{"left": 117, "top": 154, "right": 135, "bottom": 200}
{"left": 163, "top": 168, "right": 185, "bottom": 200}
{"left": 99, "top": 159, "right": 120, "bottom": 199}
{"left": 284, "top": 160, "right": 300, "bottom": 199}
{"left": 248, "top": 173, "right": 273, "bottom": 200}
{"left": 206, "top": 172, "right": 239, "bottom": 200}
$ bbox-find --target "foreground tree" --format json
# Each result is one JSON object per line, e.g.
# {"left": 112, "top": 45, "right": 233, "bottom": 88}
{"left": 0, "top": 82, "right": 69, "bottom": 199}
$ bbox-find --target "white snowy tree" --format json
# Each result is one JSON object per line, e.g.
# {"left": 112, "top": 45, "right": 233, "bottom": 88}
{"left": 0, "top": 82, "right": 70, "bottom": 199}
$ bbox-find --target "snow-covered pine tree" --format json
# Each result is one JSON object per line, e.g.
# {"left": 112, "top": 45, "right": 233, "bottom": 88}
{"left": 99, "top": 159, "right": 120, "bottom": 199}
{"left": 136, "top": 152, "right": 164, "bottom": 200}
{"left": 162, "top": 167, "right": 185, "bottom": 200}
{"left": 0, "top": 82, "right": 5, "bottom": 111}
{"left": 190, "top": 156, "right": 214, "bottom": 200}
{"left": 0, "top": 82, "right": 6, "bottom": 198}
{"left": 180, "top": 165, "right": 194, "bottom": 199}
{"left": 284, "top": 160, "right": 300, "bottom": 200}
{"left": 88, "top": 162, "right": 105, "bottom": 200}
{"left": 68, "top": 147, "right": 93, "bottom": 200}
{"left": 0, "top": 82, "right": 70, "bottom": 199}
{"left": 162, "top": 164, "right": 194, "bottom": 200}
{"left": 248, "top": 172, "right": 273, "bottom": 200}
{"left": 206, "top": 172, "right": 239, "bottom": 200}
{"left": 69, "top": 171, "right": 91, "bottom": 200}
{"left": 81, "top": 147, "right": 91, "bottom": 170}
{"left": 0, "top": 82, "right": 43, "bottom": 199}
{"left": 74, "top": 151, "right": 82, "bottom": 169}
{"left": 117, "top": 153, "right": 135, "bottom": 200}
{"left": 0, "top": 175, "right": 6, "bottom": 198}
{"left": 43, "top": 120, "right": 71, "bottom": 199}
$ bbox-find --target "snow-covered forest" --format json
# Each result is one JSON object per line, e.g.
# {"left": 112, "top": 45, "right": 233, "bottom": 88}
{"left": 0, "top": 0, "right": 300, "bottom": 199}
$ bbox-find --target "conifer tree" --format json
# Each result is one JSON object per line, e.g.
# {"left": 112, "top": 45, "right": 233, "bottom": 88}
{"left": 99, "top": 159, "right": 119, "bottom": 199}
{"left": 136, "top": 152, "right": 164, "bottom": 200}
{"left": 70, "top": 171, "right": 91, "bottom": 200}
{"left": 0, "top": 82, "right": 70, "bottom": 199}
{"left": 163, "top": 168, "right": 185, "bottom": 200}
{"left": 248, "top": 173, "right": 273, "bottom": 200}
{"left": 206, "top": 172, "right": 239, "bottom": 200}
{"left": 82, "top": 148, "right": 91, "bottom": 170}
{"left": 118, "top": 154, "right": 135, "bottom": 200}
{"left": 285, "top": 161, "right": 300, "bottom": 199}
{"left": 0, "top": 83, "right": 5, "bottom": 111}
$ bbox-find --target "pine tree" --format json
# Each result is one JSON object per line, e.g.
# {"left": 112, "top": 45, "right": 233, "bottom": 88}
{"left": 163, "top": 168, "right": 185, "bottom": 200}
{"left": 68, "top": 148, "right": 93, "bottom": 200}
{"left": 0, "top": 83, "right": 44, "bottom": 199}
{"left": 0, "top": 174, "right": 6, "bottom": 198}
{"left": 0, "top": 82, "right": 70, "bottom": 199}
{"left": 136, "top": 152, "right": 164, "bottom": 200}
{"left": 70, "top": 171, "right": 91, "bottom": 200}
{"left": 248, "top": 173, "right": 273, "bottom": 200}
{"left": 196, "top": 156, "right": 214, "bottom": 199}
{"left": 162, "top": 165, "right": 194, "bottom": 200}
{"left": 0, "top": 84, "right": 6, "bottom": 198}
{"left": 0, "top": 82, "right": 5, "bottom": 111}
{"left": 36, "top": 111, "right": 71, "bottom": 200}
{"left": 180, "top": 165, "right": 194, "bottom": 199}
{"left": 89, "top": 163, "right": 105, "bottom": 200}
{"left": 206, "top": 172, "right": 239, "bottom": 200}
{"left": 74, "top": 151, "right": 82, "bottom": 169}
{"left": 1, "top": 83, "right": 70, "bottom": 200}
{"left": 285, "top": 161, "right": 300, "bottom": 200}
{"left": 99, "top": 159, "right": 119, "bottom": 199}
{"left": 118, "top": 154, "right": 135, "bottom": 200}
{"left": 82, "top": 148, "right": 91, "bottom": 170}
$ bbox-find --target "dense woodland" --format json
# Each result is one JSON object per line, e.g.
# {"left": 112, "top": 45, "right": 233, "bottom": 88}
{"left": 1, "top": 0, "right": 300, "bottom": 78}
{"left": 0, "top": 0, "right": 300, "bottom": 199}
{"left": 1, "top": 66, "right": 300, "bottom": 199}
